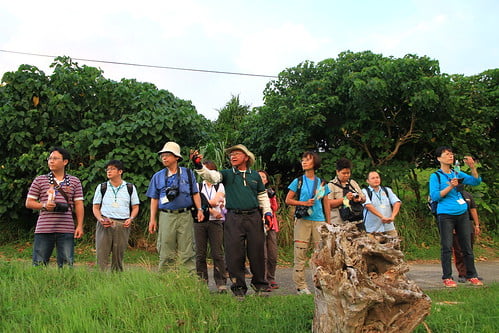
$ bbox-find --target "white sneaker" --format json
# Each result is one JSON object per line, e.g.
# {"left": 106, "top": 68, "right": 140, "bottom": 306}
{"left": 297, "top": 288, "right": 312, "bottom": 295}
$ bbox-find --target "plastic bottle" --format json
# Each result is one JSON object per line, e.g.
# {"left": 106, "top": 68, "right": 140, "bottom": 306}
{"left": 454, "top": 159, "right": 461, "bottom": 174}
{"left": 47, "top": 185, "right": 55, "bottom": 204}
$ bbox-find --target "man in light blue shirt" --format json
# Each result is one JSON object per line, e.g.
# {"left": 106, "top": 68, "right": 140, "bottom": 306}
{"left": 362, "top": 171, "right": 401, "bottom": 237}
{"left": 92, "top": 160, "right": 140, "bottom": 271}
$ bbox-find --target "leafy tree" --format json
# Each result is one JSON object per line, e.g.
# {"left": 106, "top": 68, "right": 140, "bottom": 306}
{"left": 213, "top": 94, "right": 251, "bottom": 146}
{"left": 0, "top": 57, "right": 211, "bottom": 239}
{"left": 242, "top": 51, "right": 455, "bottom": 181}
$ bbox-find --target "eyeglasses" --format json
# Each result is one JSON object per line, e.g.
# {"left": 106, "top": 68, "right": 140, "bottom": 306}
{"left": 105, "top": 167, "right": 118, "bottom": 172}
{"left": 159, "top": 153, "right": 174, "bottom": 160}
{"left": 229, "top": 152, "right": 245, "bottom": 157}
{"left": 47, "top": 157, "right": 63, "bottom": 161}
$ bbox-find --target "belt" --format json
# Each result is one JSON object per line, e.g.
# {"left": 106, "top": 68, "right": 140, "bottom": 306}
{"left": 103, "top": 216, "right": 127, "bottom": 221}
{"left": 161, "top": 208, "right": 191, "bottom": 214}
{"left": 229, "top": 208, "right": 259, "bottom": 215}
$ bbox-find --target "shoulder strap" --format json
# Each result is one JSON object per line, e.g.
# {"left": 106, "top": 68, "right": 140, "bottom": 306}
{"left": 126, "top": 182, "right": 133, "bottom": 196}
{"left": 100, "top": 182, "right": 108, "bottom": 203}
{"left": 366, "top": 187, "right": 373, "bottom": 201}
{"left": 295, "top": 176, "right": 303, "bottom": 200}
{"left": 185, "top": 167, "right": 194, "bottom": 196}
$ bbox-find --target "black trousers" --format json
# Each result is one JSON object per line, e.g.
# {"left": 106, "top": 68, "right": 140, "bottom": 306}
{"left": 193, "top": 219, "right": 227, "bottom": 287}
{"left": 224, "top": 210, "right": 268, "bottom": 295}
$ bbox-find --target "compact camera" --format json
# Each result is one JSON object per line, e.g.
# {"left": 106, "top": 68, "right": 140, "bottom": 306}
{"left": 166, "top": 187, "right": 179, "bottom": 201}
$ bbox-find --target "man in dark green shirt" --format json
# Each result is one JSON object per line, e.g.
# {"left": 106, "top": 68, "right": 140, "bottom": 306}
{"left": 192, "top": 144, "right": 272, "bottom": 297}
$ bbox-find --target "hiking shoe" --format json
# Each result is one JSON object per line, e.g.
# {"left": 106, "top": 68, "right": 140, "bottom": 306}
{"left": 457, "top": 276, "right": 466, "bottom": 283}
{"left": 270, "top": 281, "right": 279, "bottom": 289}
{"left": 443, "top": 279, "right": 457, "bottom": 288}
{"left": 467, "top": 277, "right": 484, "bottom": 286}
{"left": 297, "top": 288, "right": 312, "bottom": 295}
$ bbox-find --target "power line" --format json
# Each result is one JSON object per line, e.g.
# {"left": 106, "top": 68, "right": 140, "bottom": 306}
{"left": 0, "top": 49, "right": 278, "bottom": 79}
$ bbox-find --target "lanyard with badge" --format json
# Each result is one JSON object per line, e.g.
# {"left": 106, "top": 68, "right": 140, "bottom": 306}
{"left": 111, "top": 183, "right": 123, "bottom": 207}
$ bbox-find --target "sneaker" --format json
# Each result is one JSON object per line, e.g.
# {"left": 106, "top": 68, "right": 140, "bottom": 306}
{"left": 297, "top": 288, "right": 312, "bottom": 295}
{"left": 443, "top": 278, "right": 457, "bottom": 288}
{"left": 457, "top": 276, "right": 466, "bottom": 283}
{"left": 270, "top": 281, "right": 279, "bottom": 289}
{"left": 217, "top": 285, "right": 228, "bottom": 294}
{"left": 467, "top": 277, "right": 484, "bottom": 286}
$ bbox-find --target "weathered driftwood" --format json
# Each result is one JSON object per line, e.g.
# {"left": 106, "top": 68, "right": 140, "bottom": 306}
{"left": 312, "top": 223, "right": 431, "bottom": 333}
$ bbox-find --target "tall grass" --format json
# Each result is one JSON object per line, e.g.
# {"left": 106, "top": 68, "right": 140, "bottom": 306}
{"left": 0, "top": 261, "right": 313, "bottom": 332}
{"left": 1, "top": 260, "right": 497, "bottom": 332}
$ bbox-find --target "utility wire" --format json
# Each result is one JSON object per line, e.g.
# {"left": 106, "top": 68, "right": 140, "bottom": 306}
{"left": 0, "top": 49, "right": 278, "bottom": 79}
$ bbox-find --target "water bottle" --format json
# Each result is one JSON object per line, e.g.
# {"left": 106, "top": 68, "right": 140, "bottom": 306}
{"left": 47, "top": 185, "right": 55, "bottom": 204}
{"left": 454, "top": 159, "right": 461, "bottom": 175}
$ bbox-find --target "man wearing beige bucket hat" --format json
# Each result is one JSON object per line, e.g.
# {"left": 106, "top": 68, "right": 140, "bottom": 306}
{"left": 146, "top": 141, "right": 204, "bottom": 273}
{"left": 190, "top": 144, "right": 273, "bottom": 297}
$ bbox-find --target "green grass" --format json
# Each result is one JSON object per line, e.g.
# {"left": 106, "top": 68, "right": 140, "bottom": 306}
{"left": 415, "top": 283, "right": 499, "bottom": 333}
{"left": 1, "top": 260, "right": 497, "bottom": 332}
{"left": 0, "top": 260, "right": 313, "bottom": 332}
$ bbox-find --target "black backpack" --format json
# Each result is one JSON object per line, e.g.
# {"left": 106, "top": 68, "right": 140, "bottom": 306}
{"left": 100, "top": 182, "right": 136, "bottom": 211}
{"left": 427, "top": 171, "right": 442, "bottom": 216}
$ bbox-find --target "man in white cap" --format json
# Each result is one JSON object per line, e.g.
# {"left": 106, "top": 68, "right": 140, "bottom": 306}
{"left": 191, "top": 145, "right": 273, "bottom": 297}
{"left": 146, "top": 141, "right": 204, "bottom": 273}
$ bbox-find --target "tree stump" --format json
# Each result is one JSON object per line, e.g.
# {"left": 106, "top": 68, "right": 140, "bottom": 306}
{"left": 312, "top": 223, "right": 431, "bottom": 333}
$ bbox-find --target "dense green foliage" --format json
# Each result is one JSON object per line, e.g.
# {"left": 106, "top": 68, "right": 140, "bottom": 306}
{"left": 0, "top": 56, "right": 211, "bottom": 238}
{"left": 236, "top": 51, "right": 497, "bottom": 231}
{"left": 0, "top": 51, "right": 497, "bottom": 242}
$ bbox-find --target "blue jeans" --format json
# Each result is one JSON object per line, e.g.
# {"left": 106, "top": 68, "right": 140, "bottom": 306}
{"left": 438, "top": 213, "right": 477, "bottom": 279}
{"left": 33, "top": 233, "right": 74, "bottom": 267}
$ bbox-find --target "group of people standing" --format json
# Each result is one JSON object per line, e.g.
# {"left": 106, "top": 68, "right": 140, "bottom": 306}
{"left": 25, "top": 143, "right": 484, "bottom": 299}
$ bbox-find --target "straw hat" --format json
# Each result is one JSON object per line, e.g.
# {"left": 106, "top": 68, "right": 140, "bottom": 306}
{"left": 225, "top": 144, "right": 255, "bottom": 166}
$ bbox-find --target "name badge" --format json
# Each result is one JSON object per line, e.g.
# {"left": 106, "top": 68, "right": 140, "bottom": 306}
{"left": 161, "top": 195, "right": 169, "bottom": 204}
{"left": 457, "top": 198, "right": 466, "bottom": 205}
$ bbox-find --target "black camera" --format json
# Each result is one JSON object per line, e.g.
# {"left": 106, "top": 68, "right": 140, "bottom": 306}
{"left": 54, "top": 202, "right": 69, "bottom": 212}
{"left": 352, "top": 193, "right": 359, "bottom": 198}
{"left": 166, "top": 187, "right": 179, "bottom": 201}
{"left": 294, "top": 206, "right": 309, "bottom": 219}
{"left": 267, "top": 188, "right": 276, "bottom": 198}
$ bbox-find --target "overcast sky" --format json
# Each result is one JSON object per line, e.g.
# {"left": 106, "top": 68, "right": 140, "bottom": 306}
{"left": 1, "top": 0, "right": 497, "bottom": 120}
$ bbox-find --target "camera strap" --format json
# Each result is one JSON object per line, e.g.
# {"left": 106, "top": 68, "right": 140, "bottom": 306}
{"left": 46, "top": 173, "right": 71, "bottom": 205}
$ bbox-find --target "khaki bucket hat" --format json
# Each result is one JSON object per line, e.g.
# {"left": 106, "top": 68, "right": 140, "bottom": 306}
{"left": 225, "top": 144, "right": 255, "bottom": 166}
{"left": 158, "top": 141, "right": 183, "bottom": 161}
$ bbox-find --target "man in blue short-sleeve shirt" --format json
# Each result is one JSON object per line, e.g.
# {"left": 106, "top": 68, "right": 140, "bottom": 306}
{"left": 146, "top": 142, "right": 204, "bottom": 273}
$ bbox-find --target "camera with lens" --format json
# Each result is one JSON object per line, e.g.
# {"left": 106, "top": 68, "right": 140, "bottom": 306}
{"left": 267, "top": 188, "right": 276, "bottom": 198}
{"left": 166, "top": 187, "right": 179, "bottom": 201}
{"left": 352, "top": 193, "right": 359, "bottom": 198}
{"left": 294, "top": 206, "right": 309, "bottom": 219}
{"left": 54, "top": 202, "right": 69, "bottom": 212}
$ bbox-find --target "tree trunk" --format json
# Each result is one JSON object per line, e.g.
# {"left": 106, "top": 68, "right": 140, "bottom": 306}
{"left": 312, "top": 223, "right": 431, "bottom": 333}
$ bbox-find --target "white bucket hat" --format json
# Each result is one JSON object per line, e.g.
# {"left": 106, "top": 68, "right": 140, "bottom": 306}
{"left": 158, "top": 141, "right": 183, "bottom": 161}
